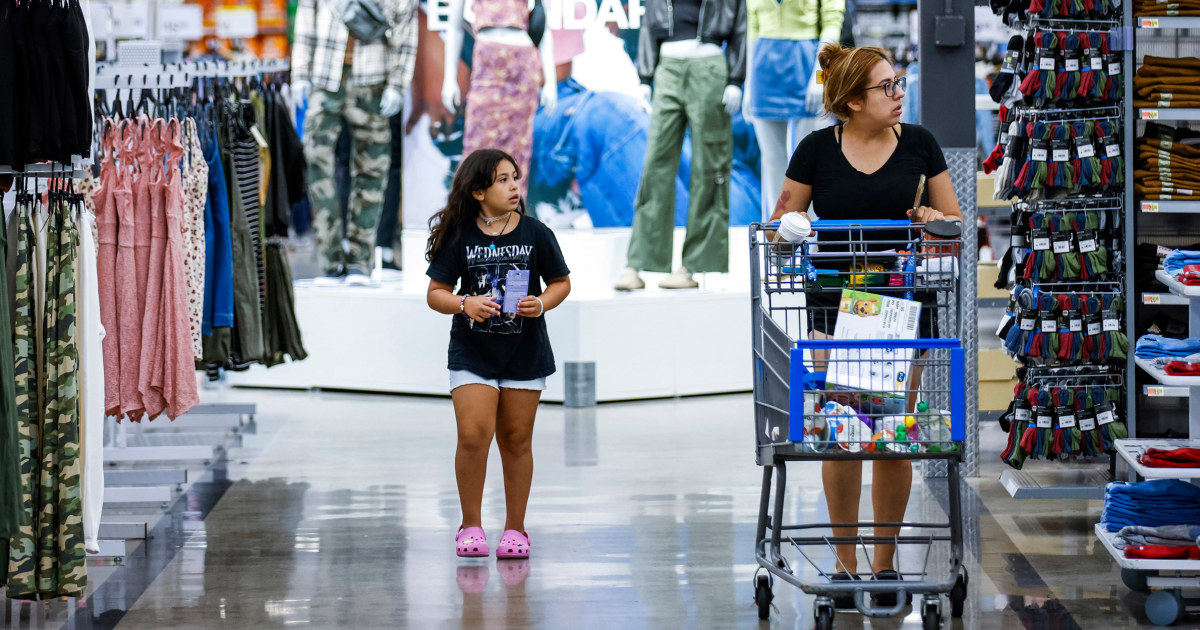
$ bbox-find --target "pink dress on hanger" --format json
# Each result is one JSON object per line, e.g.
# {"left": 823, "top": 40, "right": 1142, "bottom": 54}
{"left": 95, "top": 124, "right": 121, "bottom": 416}
{"left": 159, "top": 121, "right": 200, "bottom": 419}
{"left": 116, "top": 120, "right": 145, "bottom": 421}
{"left": 138, "top": 118, "right": 169, "bottom": 419}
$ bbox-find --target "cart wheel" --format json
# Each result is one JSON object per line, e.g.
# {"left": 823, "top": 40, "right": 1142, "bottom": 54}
{"left": 950, "top": 570, "right": 968, "bottom": 618}
{"left": 1146, "top": 589, "right": 1185, "bottom": 627}
{"left": 1122, "top": 568, "right": 1150, "bottom": 592}
{"left": 814, "top": 605, "right": 834, "bottom": 630}
{"left": 922, "top": 600, "right": 942, "bottom": 630}
{"left": 755, "top": 575, "right": 773, "bottom": 620}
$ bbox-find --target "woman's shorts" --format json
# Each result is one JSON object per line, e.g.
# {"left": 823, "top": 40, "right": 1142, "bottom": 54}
{"left": 449, "top": 369, "right": 547, "bottom": 392}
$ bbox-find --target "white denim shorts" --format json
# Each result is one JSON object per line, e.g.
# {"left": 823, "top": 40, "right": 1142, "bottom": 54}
{"left": 449, "top": 369, "right": 547, "bottom": 392}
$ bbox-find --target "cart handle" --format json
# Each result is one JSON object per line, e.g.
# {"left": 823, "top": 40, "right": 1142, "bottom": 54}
{"left": 794, "top": 339, "right": 962, "bottom": 350}
{"left": 759, "top": 219, "right": 918, "bottom": 229}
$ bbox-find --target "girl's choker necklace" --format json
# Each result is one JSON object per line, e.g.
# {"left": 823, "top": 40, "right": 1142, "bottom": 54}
{"left": 480, "top": 211, "right": 512, "bottom": 226}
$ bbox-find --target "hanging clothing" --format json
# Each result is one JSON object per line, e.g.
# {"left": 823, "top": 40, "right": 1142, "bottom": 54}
{"left": 0, "top": 195, "right": 21, "bottom": 542}
{"left": 76, "top": 207, "right": 104, "bottom": 555}
{"left": 202, "top": 125, "right": 235, "bottom": 368}
{"left": 291, "top": 0, "right": 419, "bottom": 93}
{"left": 182, "top": 119, "right": 209, "bottom": 362}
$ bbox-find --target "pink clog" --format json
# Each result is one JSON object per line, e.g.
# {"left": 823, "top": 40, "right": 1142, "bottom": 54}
{"left": 496, "top": 529, "right": 530, "bottom": 559}
{"left": 456, "top": 526, "right": 490, "bottom": 558}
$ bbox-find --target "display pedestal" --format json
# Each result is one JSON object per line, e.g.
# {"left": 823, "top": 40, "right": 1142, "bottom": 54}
{"left": 226, "top": 227, "right": 753, "bottom": 402}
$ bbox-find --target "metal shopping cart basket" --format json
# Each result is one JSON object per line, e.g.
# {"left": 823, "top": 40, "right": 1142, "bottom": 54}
{"left": 749, "top": 220, "right": 969, "bottom": 630}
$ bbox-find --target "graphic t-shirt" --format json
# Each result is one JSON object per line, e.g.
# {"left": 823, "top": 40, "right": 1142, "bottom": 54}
{"left": 426, "top": 214, "right": 571, "bottom": 380}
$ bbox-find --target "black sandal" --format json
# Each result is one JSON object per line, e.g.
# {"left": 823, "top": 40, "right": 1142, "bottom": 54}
{"left": 871, "top": 569, "right": 912, "bottom": 607}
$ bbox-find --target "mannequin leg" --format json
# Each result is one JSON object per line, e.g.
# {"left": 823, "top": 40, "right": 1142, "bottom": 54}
{"left": 627, "top": 59, "right": 688, "bottom": 273}
{"left": 751, "top": 118, "right": 790, "bottom": 221}
{"left": 679, "top": 56, "right": 731, "bottom": 274}
{"left": 376, "top": 113, "right": 404, "bottom": 257}
{"left": 344, "top": 83, "right": 390, "bottom": 272}
{"left": 304, "top": 82, "right": 350, "bottom": 274}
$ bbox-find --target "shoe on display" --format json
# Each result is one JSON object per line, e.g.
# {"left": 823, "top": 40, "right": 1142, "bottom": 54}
{"left": 659, "top": 266, "right": 699, "bottom": 290}
{"left": 613, "top": 267, "right": 645, "bottom": 291}
{"left": 344, "top": 268, "right": 372, "bottom": 286}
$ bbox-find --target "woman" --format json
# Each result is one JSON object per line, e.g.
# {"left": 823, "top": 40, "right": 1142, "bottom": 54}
{"left": 770, "top": 43, "right": 962, "bottom": 608}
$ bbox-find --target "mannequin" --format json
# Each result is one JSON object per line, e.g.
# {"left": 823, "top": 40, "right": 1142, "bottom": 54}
{"left": 744, "top": 0, "right": 844, "bottom": 221}
{"left": 292, "top": 0, "right": 418, "bottom": 278}
{"left": 614, "top": 0, "right": 746, "bottom": 291}
{"left": 442, "top": 0, "right": 558, "bottom": 200}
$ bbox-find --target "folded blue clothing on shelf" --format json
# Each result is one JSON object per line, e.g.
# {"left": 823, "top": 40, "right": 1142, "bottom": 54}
{"left": 1117, "top": 524, "right": 1200, "bottom": 548}
{"left": 1102, "top": 480, "right": 1200, "bottom": 532}
{"left": 1165, "top": 250, "right": 1200, "bottom": 275}
{"left": 1134, "top": 335, "right": 1200, "bottom": 359}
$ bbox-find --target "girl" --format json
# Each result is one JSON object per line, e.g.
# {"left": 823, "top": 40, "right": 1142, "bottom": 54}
{"left": 770, "top": 44, "right": 962, "bottom": 609}
{"left": 426, "top": 149, "right": 571, "bottom": 559}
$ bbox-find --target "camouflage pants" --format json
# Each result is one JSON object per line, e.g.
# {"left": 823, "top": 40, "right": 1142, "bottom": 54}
{"left": 305, "top": 71, "right": 391, "bottom": 272}
{"left": 5, "top": 196, "right": 86, "bottom": 598}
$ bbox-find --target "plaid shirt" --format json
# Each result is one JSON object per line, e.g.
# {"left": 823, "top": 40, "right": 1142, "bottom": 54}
{"left": 292, "top": 0, "right": 418, "bottom": 93}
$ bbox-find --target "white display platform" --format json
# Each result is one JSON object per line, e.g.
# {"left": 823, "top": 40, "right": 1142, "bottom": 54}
{"left": 226, "top": 227, "right": 755, "bottom": 402}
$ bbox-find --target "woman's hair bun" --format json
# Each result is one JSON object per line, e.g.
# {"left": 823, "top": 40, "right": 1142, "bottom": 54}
{"left": 817, "top": 43, "right": 849, "bottom": 73}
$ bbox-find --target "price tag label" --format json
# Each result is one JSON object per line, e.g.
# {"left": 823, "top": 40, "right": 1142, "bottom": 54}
{"left": 1091, "top": 52, "right": 1104, "bottom": 70}
{"left": 1019, "top": 309, "right": 1038, "bottom": 331}
{"left": 1002, "top": 49, "right": 1019, "bottom": 73}
{"left": 1141, "top": 17, "right": 1161, "bottom": 26}
{"left": 1014, "top": 403, "right": 1031, "bottom": 422}
{"left": 1142, "top": 110, "right": 1161, "bottom": 120}
{"left": 1040, "top": 52, "right": 1057, "bottom": 71}
{"left": 157, "top": 4, "right": 203, "bottom": 40}
{"left": 1097, "top": 404, "right": 1116, "bottom": 426}
{"left": 1103, "top": 136, "right": 1122, "bottom": 157}
{"left": 1052, "top": 232, "right": 1072, "bottom": 254}
{"left": 1036, "top": 411, "right": 1054, "bottom": 429}
{"left": 1031, "top": 140, "right": 1049, "bottom": 162}
{"left": 1102, "top": 310, "right": 1121, "bottom": 331}
{"left": 1106, "top": 54, "right": 1122, "bottom": 76}
{"left": 1032, "top": 228, "right": 1051, "bottom": 251}
{"left": 216, "top": 6, "right": 258, "bottom": 38}
{"left": 1052, "top": 143, "right": 1071, "bottom": 163}
{"left": 1143, "top": 202, "right": 1160, "bottom": 212}
{"left": 1086, "top": 314, "right": 1102, "bottom": 336}
{"left": 1012, "top": 233, "right": 1026, "bottom": 249}
{"left": 1147, "top": 386, "right": 1166, "bottom": 396}
{"left": 1077, "top": 229, "right": 1098, "bottom": 253}
{"left": 1041, "top": 317, "right": 1058, "bottom": 333}
{"left": 1080, "top": 415, "right": 1097, "bottom": 431}
{"left": 1069, "top": 315, "right": 1083, "bottom": 333}
{"left": 1058, "top": 409, "right": 1077, "bottom": 428}
{"left": 1075, "top": 136, "right": 1096, "bottom": 158}
{"left": 1145, "top": 294, "right": 1163, "bottom": 304}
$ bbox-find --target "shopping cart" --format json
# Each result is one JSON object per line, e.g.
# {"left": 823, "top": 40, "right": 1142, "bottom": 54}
{"left": 749, "top": 220, "right": 969, "bottom": 630}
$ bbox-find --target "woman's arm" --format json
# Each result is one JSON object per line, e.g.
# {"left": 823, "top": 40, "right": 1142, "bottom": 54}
{"left": 910, "top": 171, "right": 962, "bottom": 222}
{"left": 767, "top": 177, "right": 814, "bottom": 223}
{"left": 517, "top": 276, "right": 571, "bottom": 318}
{"left": 428, "top": 279, "right": 500, "bottom": 322}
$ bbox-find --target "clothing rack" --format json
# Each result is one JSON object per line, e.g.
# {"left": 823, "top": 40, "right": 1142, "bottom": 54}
{"left": 94, "top": 58, "right": 291, "bottom": 90}
{"left": 0, "top": 162, "right": 90, "bottom": 178}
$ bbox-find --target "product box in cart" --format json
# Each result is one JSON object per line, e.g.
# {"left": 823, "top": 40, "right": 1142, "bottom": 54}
{"left": 788, "top": 289, "right": 922, "bottom": 443}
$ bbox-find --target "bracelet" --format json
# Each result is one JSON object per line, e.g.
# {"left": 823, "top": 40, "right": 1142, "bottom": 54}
{"left": 534, "top": 296, "right": 544, "bottom": 317}
{"left": 460, "top": 295, "right": 467, "bottom": 315}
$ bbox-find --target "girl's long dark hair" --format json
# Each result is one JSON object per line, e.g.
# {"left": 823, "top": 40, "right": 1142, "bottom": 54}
{"left": 425, "top": 149, "right": 526, "bottom": 263}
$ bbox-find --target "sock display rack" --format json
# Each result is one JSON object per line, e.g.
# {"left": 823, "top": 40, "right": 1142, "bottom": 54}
{"left": 984, "top": 0, "right": 1135, "bottom": 498}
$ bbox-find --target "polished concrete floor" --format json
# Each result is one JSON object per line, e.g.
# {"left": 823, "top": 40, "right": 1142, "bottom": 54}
{"left": 0, "top": 390, "right": 1175, "bottom": 628}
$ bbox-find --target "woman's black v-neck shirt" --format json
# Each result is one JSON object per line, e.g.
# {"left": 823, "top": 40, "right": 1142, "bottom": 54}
{"left": 785, "top": 123, "right": 948, "bottom": 250}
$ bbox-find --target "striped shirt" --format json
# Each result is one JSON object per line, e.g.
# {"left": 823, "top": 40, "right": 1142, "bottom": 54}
{"left": 292, "top": 0, "right": 419, "bottom": 93}
{"left": 232, "top": 134, "right": 267, "bottom": 323}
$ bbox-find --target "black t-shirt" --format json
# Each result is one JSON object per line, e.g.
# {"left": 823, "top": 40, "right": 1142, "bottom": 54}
{"left": 426, "top": 214, "right": 571, "bottom": 381}
{"left": 785, "top": 123, "right": 948, "bottom": 251}
{"left": 665, "top": 0, "right": 701, "bottom": 42}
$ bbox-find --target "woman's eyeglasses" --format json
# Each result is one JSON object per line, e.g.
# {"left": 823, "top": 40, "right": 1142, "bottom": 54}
{"left": 865, "top": 76, "right": 907, "bottom": 98}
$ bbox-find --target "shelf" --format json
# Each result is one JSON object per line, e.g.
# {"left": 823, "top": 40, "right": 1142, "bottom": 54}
{"left": 1115, "top": 438, "right": 1200, "bottom": 479}
{"left": 1136, "top": 16, "right": 1200, "bottom": 28}
{"left": 1139, "top": 108, "right": 1200, "bottom": 121}
{"left": 1000, "top": 468, "right": 1109, "bottom": 500}
{"left": 1142, "top": 292, "right": 1189, "bottom": 306}
{"left": 1096, "top": 523, "right": 1200, "bottom": 571}
{"left": 1145, "top": 384, "right": 1191, "bottom": 397}
{"left": 1156, "top": 269, "right": 1200, "bottom": 297}
{"left": 1135, "top": 356, "right": 1200, "bottom": 387}
{"left": 1141, "top": 200, "right": 1200, "bottom": 214}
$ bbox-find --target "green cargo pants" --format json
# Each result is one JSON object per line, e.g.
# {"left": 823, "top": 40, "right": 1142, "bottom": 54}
{"left": 628, "top": 55, "right": 733, "bottom": 274}
{"left": 305, "top": 67, "right": 391, "bottom": 273}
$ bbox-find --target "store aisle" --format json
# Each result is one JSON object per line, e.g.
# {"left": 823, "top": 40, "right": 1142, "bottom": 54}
{"left": 63, "top": 392, "right": 1156, "bottom": 629}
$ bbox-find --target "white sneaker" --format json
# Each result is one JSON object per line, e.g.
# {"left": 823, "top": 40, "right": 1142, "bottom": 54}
{"left": 613, "top": 268, "right": 645, "bottom": 291}
{"left": 659, "top": 267, "right": 699, "bottom": 290}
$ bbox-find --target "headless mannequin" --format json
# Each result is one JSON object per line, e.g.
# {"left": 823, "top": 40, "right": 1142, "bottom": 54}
{"left": 441, "top": 0, "right": 557, "bottom": 199}
{"left": 618, "top": 0, "right": 744, "bottom": 290}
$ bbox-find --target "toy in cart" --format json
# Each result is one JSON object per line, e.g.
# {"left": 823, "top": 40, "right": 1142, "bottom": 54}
{"left": 750, "top": 221, "right": 969, "bottom": 630}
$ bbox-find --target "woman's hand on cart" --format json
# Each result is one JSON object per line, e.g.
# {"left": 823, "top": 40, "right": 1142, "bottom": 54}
{"left": 907, "top": 205, "right": 946, "bottom": 223}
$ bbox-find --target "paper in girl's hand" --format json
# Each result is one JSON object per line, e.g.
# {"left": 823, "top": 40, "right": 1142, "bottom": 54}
{"left": 502, "top": 270, "right": 531, "bottom": 314}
